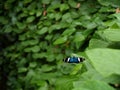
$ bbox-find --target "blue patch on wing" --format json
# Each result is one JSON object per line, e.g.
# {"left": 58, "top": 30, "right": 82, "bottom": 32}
{"left": 69, "top": 57, "right": 79, "bottom": 63}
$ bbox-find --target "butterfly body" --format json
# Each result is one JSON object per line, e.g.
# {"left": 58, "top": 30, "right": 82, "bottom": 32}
{"left": 64, "top": 57, "right": 85, "bottom": 63}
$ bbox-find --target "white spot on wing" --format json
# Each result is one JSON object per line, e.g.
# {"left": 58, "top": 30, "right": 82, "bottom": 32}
{"left": 67, "top": 58, "right": 70, "bottom": 62}
{"left": 78, "top": 58, "right": 80, "bottom": 62}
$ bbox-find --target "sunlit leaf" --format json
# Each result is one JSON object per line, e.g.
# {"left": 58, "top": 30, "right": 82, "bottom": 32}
{"left": 18, "top": 67, "right": 27, "bottom": 73}
{"left": 73, "top": 32, "right": 85, "bottom": 42}
{"left": 62, "top": 28, "right": 76, "bottom": 36}
{"left": 73, "top": 80, "right": 115, "bottom": 90}
{"left": 86, "top": 48, "right": 120, "bottom": 77}
{"left": 103, "top": 29, "right": 120, "bottom": 41}
{"left": 60, "top": 4, "right": 69, "bottom": 11}
{"left": 53, "top": 36, "right": 67, "bottom": 45}
{"left": 26, "top": 16, "right": 35, "bottom": 23}
{"left": 42, "top": 0, "right": 50, "bottom": 4}
{"left": 68, "top": 0, "right": 77, "bottom": 8}
{"left": 37, "top": 27, "right": 48, "bottom": 35}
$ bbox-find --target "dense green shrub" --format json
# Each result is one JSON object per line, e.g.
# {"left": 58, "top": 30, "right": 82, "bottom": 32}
{"left": 0, "top": 0, "right": 120, "bottom": 90}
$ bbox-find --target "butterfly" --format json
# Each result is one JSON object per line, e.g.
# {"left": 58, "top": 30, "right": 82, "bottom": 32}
{"left": 63, "top": 57, "right": 85, "bottom": 63}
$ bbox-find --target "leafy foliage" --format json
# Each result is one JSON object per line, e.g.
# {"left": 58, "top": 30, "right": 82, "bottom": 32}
{"left": 0, "top": 0, "right": 120, "bottom": 90}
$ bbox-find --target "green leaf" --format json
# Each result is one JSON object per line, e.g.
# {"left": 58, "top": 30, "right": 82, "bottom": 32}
{"left": 110, "top": 23, "right": 120, "bottom": 29}
{"left": 86, "top": 48, "right": 120, "bottom": 77}
{"left": 103, "top": 74, "right": 120, "bottom": 84}
{"left": 73, "top": 32, "right": 85, "bottom": 42}
{"left": 86, "top": 22, "right": 97, "bottom": 29}
{"left": 47, "top": 2, "right": 60, "bottom": 12}
{"left": 73, "top": 80, "right": 115, "bottom": 90}
{"left": 45, "top": 35, "right": 53, "bottom": 40}
{"left": 32, "top": 53, "right": 46, "bottom": 59}
{"left": 70, "top": 11, "right": 79, "bottom": 18}
{"left": 29, "top": 10, "right": 36, "bottom": 15}
{"left": 99, "top": 7, "right": 115, "bottom": 13}
{"left": 41, "top": 65, "right": 54, "bottom": 72}
{"left": 18, "top": 67, "right": 27, "bottom": 73}
{"left": 18, "top": 58, "right": 27, "bottom": 67}
{"left": 60, "top": 63, "right": 75, "bottom": 74}
{"left": 36, "top": 10, "right": 42, "bottom": 17}
{"left": 49, "top": 22, "right": 69, "bottom": 33}
{"left": 97, "top": 0, "right": 120, "bottom": 7}
{"left": 103, "top": 29, "right": 120, "bottom": 42}
{"left": 53, "top": 36, "right": 67, "bottom": 45}
{"left": 62, "top": 28, "right": 76, "bottom": 36}
{"left": 55, "top": 77, "right": 77, "bottom": 90}
{"left": 70, "top": 64, "right": 83, "bottom": 75}
{"left": 0, "top": 16, "right": 8, "bottom": 24}
{"left": 24, "top": 46, "right": 40, "bottom": 52}
{"left": 24, "top": 0, "right": 32, "bottom": 4}
{"left": 46, "top": 54, "right": 55, "bottom": 62}
{"left": 68, "top": 0, "right": 77, "bottom": 8}
{"left": 16, "top": 22, "right": 26, "bottom": 29}
{"left": 48, "top": 13, "right": 55, "bottom": 19}
{"left": 62, "top": 13, "right": 72, "bottom": 23}
{"left": 4, "top": 26, "right": 12, "bottom": 33}
{"left": 114, "top": 13, "right": 120, "bottom": 21}
{"left": 60, "top": 4, "right": 69, "bottom": 11}
{"left": 25, "top": 70, "right": 35, "bottom": 81}
{"left": 42, "top": 0, "right": 50, "bottom": 4}
{"left": 55, "top": 13, "right": 62, "bottom": 20}
{"left": 29, "top": 39, "right": 39, "bottom": 45}
{"left": 89, "top": 39, "right": 110, "bottom": 49}
{"left": 31, "top": 46, "right": 40, "bottom": 52}
{"left": 26, "top": 16, "right": 35, "bottom": 23}
{"left": 37, "top": 27, "right": 48, "bottom": 35}
{"left": 81, "top": 69, "right": 103, "bottom": 80}
{"left": 21, "top": 39, "right": 39, "bottom": 46}
{"left": 29, "top": 62, "right": 37, "bottom": 68}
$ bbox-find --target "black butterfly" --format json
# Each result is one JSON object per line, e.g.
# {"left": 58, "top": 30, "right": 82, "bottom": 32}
{"left": 63, "top": 57, "right": 85, "bottom": 63}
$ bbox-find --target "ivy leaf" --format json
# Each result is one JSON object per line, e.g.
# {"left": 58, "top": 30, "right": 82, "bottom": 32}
{"left": 55, "top": 13, "right": 62, "bottom": 20}
{"left": 29, "top": 62, "right": 37, "bottom": 68}
{"left": 60, "top": 4, "right": 69, "bottom": 11}
{"left": 68, "top": 0, "right": 77, "bottom": 8}
{"left": 73, "top": 32, "right": 85, "bottom": 42}
{"left": 26, "top": 16, "right": 35, "bottom": 23}
{"left": 53, "top": 36, "right": 67, "bottom": 45}
{"left": 37, "top": 27, "right": 48, "bottom": 35}
{"left": 42, "top": 0, "right": 50, "bottom": 4}
{"left": 62, "top": 28, "right": 76, "bottom": 36}
{"left": 24, "top": 46, "right": 40, "bottom": 52}
{"left": 41, "top": 65, "right": 54, "bottom": 72}
{"left": 36, "top": 10, "right": 42, "bottom": 17}
{"left": 18, "top": 67, "right": 27, "bottom": 73}
{"left": 62, "top": 13, "right": 72, "bottom": 23}
{"left": 16, "top": 22, "right": 26, "bottom": 29}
